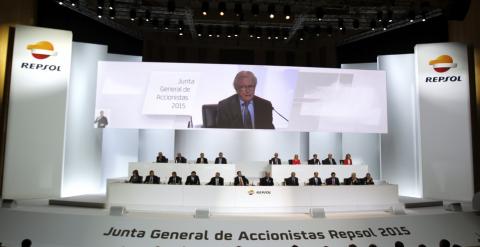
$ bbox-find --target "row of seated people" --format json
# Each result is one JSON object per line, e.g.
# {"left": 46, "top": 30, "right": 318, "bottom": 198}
{"left": 128, "top": 170, "right": 375, "bottom": 186}
{"left": 156, "top": 152, "right": 354, "bottom": 165}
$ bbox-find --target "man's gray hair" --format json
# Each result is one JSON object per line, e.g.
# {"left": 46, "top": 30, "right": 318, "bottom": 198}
{"left": 233, "top": 71, "right": 257, "bottom": 90}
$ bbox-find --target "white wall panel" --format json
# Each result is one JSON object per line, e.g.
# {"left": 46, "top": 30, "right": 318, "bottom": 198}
{"left": 308, "top": 132, "right": 342, "bottom": 162}
{"left": 138, "top": 130, "right": 175, "bottom": 162}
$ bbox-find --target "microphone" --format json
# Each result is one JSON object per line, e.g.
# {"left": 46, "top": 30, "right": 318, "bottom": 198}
{"left": 272, "top": 107, "right": 289, "bottom": 122}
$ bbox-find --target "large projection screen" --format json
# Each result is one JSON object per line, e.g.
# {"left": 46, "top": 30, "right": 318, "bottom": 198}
{"left": 95, "top": 62, "right": 387, "bottom": 133}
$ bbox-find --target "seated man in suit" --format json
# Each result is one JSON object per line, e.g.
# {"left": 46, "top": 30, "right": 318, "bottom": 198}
{"left": 259, "top": 171, "right": 274, "bottom": 186}
{"left": 156, "top": 152, "right": 168, "bottom": 163}
{"left": 345, "top": 172, "right": 361, "bottom": 185}
{"left": 128, "top": 169, "right": 143, "bottom": 183}
{"left": 196, "top": 152, "right": 208, "bottom": 164}
{"left": 214, "top": 152, "right": 228, "bottom": 164}
{"left": 167, "top": 171, "right": 182, "bottom": 185}
{"left": 308, "top": 154, "right": 320, "bottom": 165}
{"left": 234, "top": 171, "right": 249, "bottom": 186}
{"left": 269, "top": 152, "right": 282, "bottom": 165}
{"left": 175, "top": 153, "right": 187, "bottom": 163}
{"left": 325, "top": 172, "right": 340, "bottom": 185}
{"left": 284, "top": 172, "right": 299, "bottom": 186}
{"left": 363, "top": 173, "right": 374, "bottom": 185}
{"left": 207, "top": 172, "right": 224, "bottom": 186}
{"left": 322, "top": 153, "right": 337, "bottom": 165}
{"left": 216, "top": 71, "right": 274, "bottom": 129}
{"left": 144, "top": 170, "right": 160, "bottom": 184}
{"left": 308, "top": 172, "right": 322, "bottom": 186}
{"left": 185, "top": 171, "right": 200, "bottom": 185}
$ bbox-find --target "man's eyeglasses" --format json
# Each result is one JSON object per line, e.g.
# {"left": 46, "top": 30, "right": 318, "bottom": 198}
{"left": 238, "top": 85, "right": 255, "bottom": 91}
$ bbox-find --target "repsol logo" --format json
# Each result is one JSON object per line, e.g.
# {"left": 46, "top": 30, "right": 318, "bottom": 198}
{"left": 255, "top": 191, "right": 271, "bottom": 195}
{"left": 425, "top": 76, "right": 462, "bottom": 83}
{"left": 20, "top": 62, "right": 62, "bottom": 72}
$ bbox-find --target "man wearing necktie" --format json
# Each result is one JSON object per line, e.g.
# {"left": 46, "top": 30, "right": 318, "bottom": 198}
{"left": 186, "top": 171, "right": 200, "bottom": 185}
{"left": 308, "top": 172, "right": 322, "bottom": 186}
{"left": 269, "top": 152, "right": 282, "bottom": 165}
{"left": 259, "top": 171, "right": 274, "bottom": 186}
{"left": 326, "top": 172, "right": 340, "bottom": 185}
{"left": 308, "top": 154, "right": 320, "bottom": 165}
{"left": 322, "top": 153, "right": 337, "bottom": 165}
{"left": 144, "top": 170, "right": 160, "bottom": 184}
{"left": 196, "top": 152, "right": 208, "bottom": 164}
{"left": 234, "top": 171, "right": 249, "bottom": 186}
{"left": 214, "top": 152, "right": 228, "bottom": 164}
{"left": 168, "top": 171, "right": 182, "bottom": 185}
{"left": 207, "top": 172, "right": 224, "bottom": 186}
{"left": 216, "top": 71, "right": 274, "bottom": 129}
{"left": 285, "top": 172, "right": 299, "bottom": 186}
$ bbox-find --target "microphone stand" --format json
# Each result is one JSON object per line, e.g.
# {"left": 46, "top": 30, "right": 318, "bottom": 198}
{"left": 272, "top": 107, "right": 289, "bottom": 122}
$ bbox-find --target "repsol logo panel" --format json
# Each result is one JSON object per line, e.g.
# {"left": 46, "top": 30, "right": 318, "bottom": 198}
{"left": 425, "top": 54, "right": 461, "bottom": 83}
{"left": 20, "top": 40, "right": 62, "bottom": 71}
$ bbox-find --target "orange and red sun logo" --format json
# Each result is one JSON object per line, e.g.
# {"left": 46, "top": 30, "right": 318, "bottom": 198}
{"left": 428, "top": 55, "right": 457, "bottom": 73}
{"left": 26, "top": 41, "right": 58, "bottom": 59}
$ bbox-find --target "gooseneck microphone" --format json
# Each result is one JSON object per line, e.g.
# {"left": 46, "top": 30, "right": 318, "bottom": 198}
{"left": 272, "top": 107, "right": 289, "bottom": 122}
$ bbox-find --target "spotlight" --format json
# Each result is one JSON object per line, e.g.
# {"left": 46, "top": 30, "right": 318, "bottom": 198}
{"left": 70, "top": 0, "right": 78, "bottom": 7}
{"left": 163, "top": 18, "right": 170, "bottom": 30}
{"left": 196, "top": 25, "right": 203, "bottom": 37}
{"left": 266, "top": 28, "right": 272, "bottom": 40}
{"left": 353, "top": 19, "right": 360, "bottom": 29}
{"left": 234, "top": 3, "right": 242, "bottom": 17}
{"left": 251, "top": 3, "right": 259, "bottom": 17}
{"left": 408, "top": 9, "right": 416, "bottom": 22}
{"left": 255, "top": 27, "right": 262, "bottom": 39}
{"left": 338, "top": 18, "right": 344, "bottom": 30}
{"left": 282, "top": 29, "right": 289, "bottom": 40}
{"left": 297, "top": 29, "right": 304, "bottom": 41}
{"left": 376, "top": 10, "right": 383, "bottom": 22}
{"left": 130, "top": 9, "right": 136, "bottom": 22}
{"left": 218, "top": 2, "right": 226, "bottom": 16}
{"left": 215, "top": 25, "right": 222, "bottom": 38}
{"left": 108, "top": 0, "right": 114, "bottom": 10}
{"left": 178, "top": 20, "right": 184, "bottom": 30}
{"left": 97, "top": 0, "right": 104, "bottom": 9}
{"left": 283, "top": 5, "right": 291, "bottom": 20}
{"left": 421, "top": 10, "right": 427, "bottom": 22}
{"left": 315, "top": 7, "right": 324, "bottom": 21}
{"left": 57, "top": 0, "right": 64, "bottom": 5}
{"left": 233, "top": 25, "right": 240, "bottom": 37}
{"left": 207, "top": 25, "right": 214, "bottom": 37}
{"left": 201, "top": 1, "right": 209, "bottom": 16}
{"left": 268, "top": 4, "right": 275, "bottom": 19}
{"left": 97, "top": 8, "right": 103, "bottom": 18}
{"left": 387, "top": 9, "right": 393, "bottom": 23}
{"left": 178, "top": 30, "right": 184, "bottom": 36}
{"left": 144, "top": 9, "right": 151, "bottom": 22}
{"left": 109, "top": 9, "right": 115, "bottom": 19}
{"left": 273, "top": 28, "right": 280, "bottom": 39}
{"left": 226, "top": 26, "right": 233, "bottom": 38}
{"left": 248, "top": 25, "right": 255, "bottom": 38}
{"left": 167, "top": 0, "right": 175, "bottom": 13}
{"left": 370, "top": 19, "right": 377, "bottom": 31}
{"left": 382, "top": 21, "right": 388, "bottom": 31}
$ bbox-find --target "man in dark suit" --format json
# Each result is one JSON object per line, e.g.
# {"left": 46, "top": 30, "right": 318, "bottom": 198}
{"left": 308, "top": 154, "right": 320, "bottom": 165}
{"left": 196, "top": 152, "right": 208, "bottom": 164}
{"left": 216, "top": 71, "right": 274, "bottom": 129}
{"left": 185, "top": 171, "right": 200, "bottom": 185}
{"left": 167, "top": 171, "right": 182, "bottom": 185}
{"left": 322, "top": 153, "right": 337, "bottom": 165}
{"left": 128, "top": 170, "right": 143, "bottom": 184}
{"left": 214, "top": 152, "right": 227, "bottom": 164}
{"left": 269, "top": 152, "right": 282, "bottom": 165}
{"left": 144, "top": 170, "right": 160, "bottom": 184}
{"left": 175, "top": 153, "right": 187, "bottom": 163}
{"left": 259, "top": 171, "right": 274, "bottom": 186}
{"left": 156, "top": 152, "right": 168, "bottom": 163}
{"left": 325, "top": 172, "right": 340, "bottom": 185}
{"left": 234, "top": 171, "right": 249, "bottom": 186}
{"left": 308, "top": 172, "right": 322, "bottom": 186}
{"left": 284, "top": 172, "right": 299, "bottom": 186}
{"left": 207, "top": 172, "right": 224, "bottom": 186}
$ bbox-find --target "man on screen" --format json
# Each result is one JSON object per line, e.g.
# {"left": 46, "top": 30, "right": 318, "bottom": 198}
{"left": 207, "top": 172, "right": 224, "bottom": 186}
{"left": 214, "top": 152, "right": 227, "bottom": 164}
{"left": 216, "top": 71, "right": 274, "bottom": 129}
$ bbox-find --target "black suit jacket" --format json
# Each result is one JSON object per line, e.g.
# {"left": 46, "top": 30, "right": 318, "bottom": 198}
{"left": 185, "top": 175, "right": 200, "bottom": 185}
{"left": 269, "top": 158, "right": 281, "bottom": 165}
{"left": 308, "top": 177, "right": 322, "bottom": 186}
{"left": 167, "top": 176, "right": 182, "bottom": 185}
{"left": 325, "top": 177, "right": 340, "bottom": 185}
{"left": 129, "top": 175, "right": 143, "bottom": 184}
{"left": 207, "top": 177, "right": 224, "bottom": 185}
{"left": 175, "top": 157, "right": 187, "bottom": 163}
{"left": 234, "top": 176, "right": 249, "bottom": 186}
{"left": 322, "top": 158, "right": 337, "bottom": 165}
{"left": 214, "top": 157, "right": 227, "bottom": 164}
{"left": 259, "top": 176, "right": 274, "bottom": 186}
{"left": 308, "top": 158, "right": 320, "bottom": 165}
{"left": 284, "top": 177, "right": 299, "bottom": 186}
{"left": 216, "top": 94, "right": 274, "bottom": 129}
{"left": 196, "top": 157, "right": 208, "bottom": 164}
{"left": 144, "top": 175, "right": 160, "bottom": 184}
{"left": 156, "top": 156, "right": 168, "bottom": 163}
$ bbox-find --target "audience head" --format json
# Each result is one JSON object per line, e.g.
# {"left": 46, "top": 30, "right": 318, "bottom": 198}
{"left": 418, "top": 245, "right": 426, "bottom": 247}
{"left": 394, "top": 241, "right": 404, "bottom": 247}
{"left": 368, "top": 244, "right": 377, "bottom": 247}
{"left": 348, "top": 244, "right": 357, "bottom": 247}
{"left": 21, "top": 239, "right": 32, "bottom": 247}
{"left": 439, "top": 239, "right": 450, "bottom": 247}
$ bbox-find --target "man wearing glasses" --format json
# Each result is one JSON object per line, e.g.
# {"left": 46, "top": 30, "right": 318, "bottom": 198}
{"left": 216, "top": 71, "right": 274, "bottom": 129}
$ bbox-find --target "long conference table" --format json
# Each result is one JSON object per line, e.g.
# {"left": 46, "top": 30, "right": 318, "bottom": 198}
{"left": 129, "top": 162, "right": 369, "bottom": 185}
{"left": 107, "top": 183, "right": 399, "bottom": 213}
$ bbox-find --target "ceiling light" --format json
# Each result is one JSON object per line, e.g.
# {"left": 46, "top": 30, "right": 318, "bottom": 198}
{"left": 315, "top": 7, "right": 324, "bottom": 21}
{"left": 218, "top": 2, "right": 226, "bottom": 16}
{"left": 376, "top": 10, "right": 383, "bottom": 22}
{"left": 144, "top": 9, "right": 151, "bottom": 22}
{"left": 130, "top": 9, "right": 136, "bottom": 22}
{"left": 201, "top": 1, "right": 209, "bottom": 16}
{"left": 268, "top": 4, "right": 275, "bottom": 19}
{"left": 283, "top": 5, "right": 291, "bottom": 20}
{"left": 370, "top": 19, "right": 377, "bottom": 31}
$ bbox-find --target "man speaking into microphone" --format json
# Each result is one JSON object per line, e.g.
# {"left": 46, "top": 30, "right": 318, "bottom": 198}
{"left": 216, "top": 71, "right": 275, "bottom": 129}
